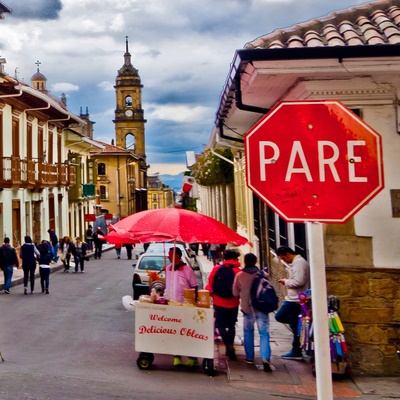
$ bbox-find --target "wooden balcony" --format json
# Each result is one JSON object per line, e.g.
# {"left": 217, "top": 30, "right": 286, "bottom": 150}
{"left": 0, "top": 156, "right": 76, "bottom": 189}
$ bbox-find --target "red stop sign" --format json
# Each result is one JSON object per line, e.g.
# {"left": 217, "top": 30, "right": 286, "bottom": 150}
{"left": 245, "top": 100, "right": 384, "bottom": 223}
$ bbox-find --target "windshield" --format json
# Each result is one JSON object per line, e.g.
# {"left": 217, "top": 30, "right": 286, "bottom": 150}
{"left": 137, "top": 256, "right": 166, "bottom": 271}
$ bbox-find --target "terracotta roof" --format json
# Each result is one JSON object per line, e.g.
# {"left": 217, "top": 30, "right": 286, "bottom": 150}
{"left": 89, "top": 141, "right": 141, "bottom": 159}
{"left": 245, "top": 0, "right": 400, "bottom": 49}
{"left": 90, "top": 141, "right": 130, "bottom": 153}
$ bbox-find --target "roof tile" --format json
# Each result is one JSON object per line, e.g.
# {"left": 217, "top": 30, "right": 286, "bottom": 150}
{"left": 245, "top": 0, "right": 400, "bottom": 50}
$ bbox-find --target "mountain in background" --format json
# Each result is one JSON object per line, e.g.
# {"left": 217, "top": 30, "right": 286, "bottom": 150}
{"left": 160, "top": 173, "right": 184, "bottom": 191}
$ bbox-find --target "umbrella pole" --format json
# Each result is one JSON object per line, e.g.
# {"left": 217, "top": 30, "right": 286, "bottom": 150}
{"left": 170, "top": 241, "right": 177, "bottom": 302}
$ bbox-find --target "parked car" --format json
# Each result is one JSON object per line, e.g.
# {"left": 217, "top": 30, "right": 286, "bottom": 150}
{"left": 132, "top": 252, "right": 167, "bottom": 285}
{"left": 145, "top": 242, "right": 199, "bottom": 270}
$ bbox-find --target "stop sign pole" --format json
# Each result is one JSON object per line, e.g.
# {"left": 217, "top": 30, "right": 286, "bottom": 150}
{"left": 245, "top": 100, "right": 384, "bottom": 400}
{"left": 307, "top": 222, "right": 332, "bottom": 399}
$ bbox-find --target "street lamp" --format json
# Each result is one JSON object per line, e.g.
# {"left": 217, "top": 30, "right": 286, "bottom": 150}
{"left": 116, "top": 161, "right": 136, "bottom": 220}
{"left": 153, "top": 172, "right": 161, "bottom": 209}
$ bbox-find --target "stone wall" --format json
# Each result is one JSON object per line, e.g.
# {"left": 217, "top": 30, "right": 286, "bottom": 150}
{"left": 326, "top": 267, "right": 400, "bottom": 376}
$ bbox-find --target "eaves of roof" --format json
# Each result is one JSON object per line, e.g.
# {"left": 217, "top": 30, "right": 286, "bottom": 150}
{"left": 0, "top": 2, "right": 11, "bottom": 19}
{"left": 213, "top": 0, "right": 400, "bottom": 147}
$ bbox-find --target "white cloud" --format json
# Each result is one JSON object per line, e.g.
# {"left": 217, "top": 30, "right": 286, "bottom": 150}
{"left": 98, "top": 81, "right": 115, "bottom": 92}
{"left": 146, "top": 104, "right": 212, "bottom": 123}
{"left": 51, "top": 82, "right": 79, "bottom": 93}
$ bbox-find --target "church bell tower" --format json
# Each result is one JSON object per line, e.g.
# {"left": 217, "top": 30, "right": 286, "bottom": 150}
{"left": 113, "top": 37, "right": 146, "bottom": 158}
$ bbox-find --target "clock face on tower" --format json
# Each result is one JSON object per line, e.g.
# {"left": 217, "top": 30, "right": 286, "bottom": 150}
{"left": 125, "top": 109, "right": 133, "bottom": 117}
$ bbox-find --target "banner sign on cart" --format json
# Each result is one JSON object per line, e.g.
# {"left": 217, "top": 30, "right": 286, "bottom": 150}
{"left": 135, "top": 303, "right": 214, "bottom": 359}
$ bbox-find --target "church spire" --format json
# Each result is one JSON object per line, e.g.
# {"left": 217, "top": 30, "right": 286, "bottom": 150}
{"left": 124, "top": 36, "right": 132, "bottom": 67}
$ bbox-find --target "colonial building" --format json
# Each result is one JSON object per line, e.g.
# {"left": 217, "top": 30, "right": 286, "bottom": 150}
{"left": 200, "top": 0, "right": 400, "bottom": 375}
{"left": 0, "top": 58, "right": 84, "bottom": 247}
{"left": 90, "top": 141, "right": 142, "bottom": 219}
{"left": 147, "top": 175, "right": 175, "bottom": 209}
{"left": 90, "top": 37, "right": 147, "bottom": 220}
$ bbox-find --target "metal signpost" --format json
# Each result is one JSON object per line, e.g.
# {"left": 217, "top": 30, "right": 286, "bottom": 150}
{"left": 245, "top": 100, "right": 384, "bottom": 400}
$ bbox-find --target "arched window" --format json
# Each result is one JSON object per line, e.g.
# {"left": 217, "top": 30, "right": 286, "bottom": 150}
{"left": 125, "top": 95, "right": 132, "bottom": 107}
{"left": 125, "top": 133, "right": 135, "bottom": 151}
{"left": 98, "top": 163, "right": 106, "bottom": 175}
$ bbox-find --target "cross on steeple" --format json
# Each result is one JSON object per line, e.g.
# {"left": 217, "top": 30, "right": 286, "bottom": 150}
{"left": 35, "top": 60, "right": 41, "bottom": 72}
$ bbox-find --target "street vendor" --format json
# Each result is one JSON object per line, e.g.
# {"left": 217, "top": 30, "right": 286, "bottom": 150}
{"left": 165, "top": 246, "right": 199, "bottom": 367}
{"left": 165, "top": 247, "right": 198, "bottom": 303}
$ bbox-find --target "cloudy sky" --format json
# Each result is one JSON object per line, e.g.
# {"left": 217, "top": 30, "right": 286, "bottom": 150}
{"left": 1, "top": 0, "right": 367, "bottom": 174}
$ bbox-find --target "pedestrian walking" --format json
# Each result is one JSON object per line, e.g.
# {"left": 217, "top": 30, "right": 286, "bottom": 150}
{"left": 232, "top": 252, "right": 272, "bottom": 372}
{"left": 37, "top": 240, "right": 53, "bottom": 294}
{"left": 74, "top": 237, "right": 87, "bottom": 273}
{"left": 206, "top": 249, "right": 241, "bottom": 360}
{"left": 201, "top": 243, "right": 210, "bottom": 258}
{"left": 85, "top": 225, "right": 93, "bottom": 251}
{"left": 47, "top": 229, "right": 59, "bottom": 262}
{"left": 60, "top": 236, "right": 75, "bottom": 272}
{"left": 19, "top": 235, "right": 40, "bottom": 294}
{"left": 115, "top": 243, "right": 122, "bottom": 259}
{"left": 125, "top": 243, "right": 133, "bottom": 260}
{"left": 209, "top": 244, "right": 221, "bottom": 265}
{"left": 275, "top": 246, "right": 310, "bottom": 360}
{"left": 93, "top": 227, "right": 105, "bottom": 259}
{"left": 0, "top": 237, "right": 19, "bottom": 294}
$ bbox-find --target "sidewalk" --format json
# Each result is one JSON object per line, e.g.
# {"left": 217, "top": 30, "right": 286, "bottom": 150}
{"left": 197, "top": 253, "right": 400, "bottom": 399}
{"left": 0, "top": 244, "right": 115, "bottom": 290}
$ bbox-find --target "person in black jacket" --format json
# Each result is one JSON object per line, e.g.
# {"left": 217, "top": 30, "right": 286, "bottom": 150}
{"left": 74, "top": 237, "right": 87, "bottom": 273}
{"left": 20, "top": 235, "right": 40, "bottom": 294}
{"left": 0, "top": 237, "right": 19, "bottom": 294}
{"left": 37, "top": 240, "right": 53, "bottom": 294}
{"left": 93, "top": 227, "right": 105, "bottom": 259}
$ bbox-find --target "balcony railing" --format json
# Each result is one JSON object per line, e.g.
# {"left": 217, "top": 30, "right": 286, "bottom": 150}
{"left": 0, "top": 156, "right": 76, "bottom": 189}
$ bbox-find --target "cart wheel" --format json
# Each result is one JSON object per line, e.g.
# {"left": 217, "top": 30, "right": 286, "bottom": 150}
{"left": 137, "top": 353, "right": 153, "bottom": 370}
{"left": 202, "top": 358, "right": 215, "bottom": 376}
{"left": 140, "top": 352, "right": 154, "bottom": 363}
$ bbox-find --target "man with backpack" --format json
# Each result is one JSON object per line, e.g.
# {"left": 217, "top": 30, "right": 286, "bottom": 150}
{"left": 232, "top": 253, "right": 273, "bottom": 372}
{"left": 275, "top": 246, "right": 310, "bottom": 361}
{"left": 206, "top": 249, "right": 241, "bottom": 360}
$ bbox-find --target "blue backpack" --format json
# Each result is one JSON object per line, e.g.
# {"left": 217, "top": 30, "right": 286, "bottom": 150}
{"left": 250, "top": 271, "right": 279, "bottom": 314}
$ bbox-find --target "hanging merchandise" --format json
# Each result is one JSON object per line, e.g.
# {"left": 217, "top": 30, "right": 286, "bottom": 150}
{"left": 299, "top": 292, "right": 350, "bottom": 377}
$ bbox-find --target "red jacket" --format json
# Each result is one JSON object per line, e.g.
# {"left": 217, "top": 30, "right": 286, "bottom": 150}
{"left": 205, "top": 260, "right": 241, "bottom": 308}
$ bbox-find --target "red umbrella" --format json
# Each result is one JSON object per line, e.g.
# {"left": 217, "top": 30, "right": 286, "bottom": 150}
{"left": 102, "top": 231, "right": 139, "bottom": 245}
{"left": 108, "top": 208, "right": 249, "bottom": 245}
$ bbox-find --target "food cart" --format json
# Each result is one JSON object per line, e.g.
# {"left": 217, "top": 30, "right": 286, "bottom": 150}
{"left": 110, "top": 208, "right": 250, "bottom": 377}
{"left": 134, "top": 302, "right": 215, "bottom": 376}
